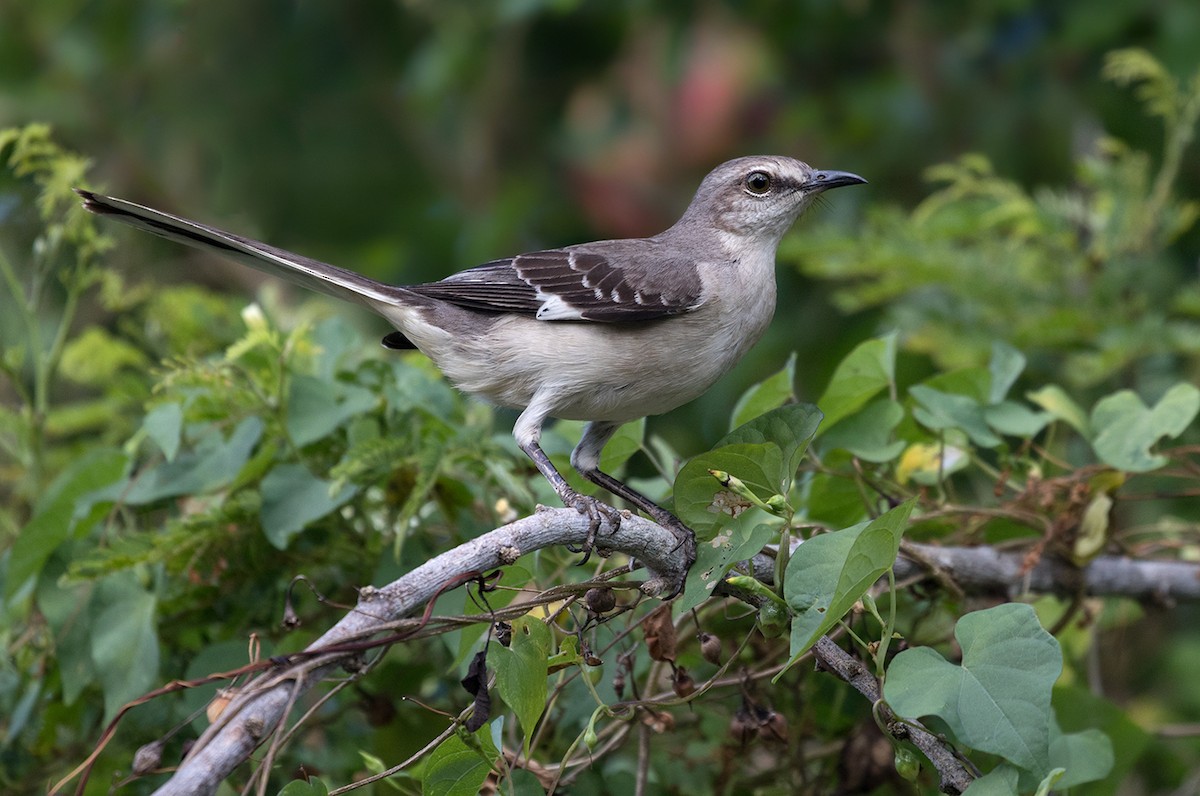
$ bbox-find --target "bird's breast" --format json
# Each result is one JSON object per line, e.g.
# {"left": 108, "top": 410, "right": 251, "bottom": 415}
{"left": 389, "top": 256, "right": 778, "bottom": 424}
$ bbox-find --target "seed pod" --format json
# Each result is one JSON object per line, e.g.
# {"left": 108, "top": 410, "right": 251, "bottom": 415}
{"left": 132, "top": 739, "right": 164, "bottom": 775}
{"left": 757, "top": 600, "right": 789, "bottom": 638}
{"left": 673, "top": 667, "right": 696, "bottom": 698}
{"left": 763, "top": 710, "right": 789, "bottom": 743}
{"left": 585, "top": 587, "right": 617, "bottom": 614}
{"left": 894, "top": 745, "right": 921, "bottom": 782}
{"left": 730, "top": 709, "right": 754, "bottom": 745}
{"left": 697, "top": 632, "right": 723, "bottom": 665}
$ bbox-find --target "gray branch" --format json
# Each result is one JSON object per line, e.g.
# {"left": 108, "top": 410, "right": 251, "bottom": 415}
{"left": 150, "top": 508, "right": 686, "bottom": 796}
{"left": 142, "top": 519, "right": 1200, "bottom": 794}
{"left": 811, "top": 637, "right": 974, "bottom": 794}
{"left": 747, "top": 542, "right": 1200, "bottom": 601}
{"left": 894, "top": 543, "right": 1200, "bottom": 601}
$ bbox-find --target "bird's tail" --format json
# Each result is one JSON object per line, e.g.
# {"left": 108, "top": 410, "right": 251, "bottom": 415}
{"left": 75, "top": 190, "right": 403, "bottom": 308}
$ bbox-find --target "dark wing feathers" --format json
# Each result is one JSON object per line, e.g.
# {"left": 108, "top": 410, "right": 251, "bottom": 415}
{"left": 406, "top": 244, "right": 705, "bottom": 323}
{"left": 406, "top": 259, "right": 546, "bottom": 314}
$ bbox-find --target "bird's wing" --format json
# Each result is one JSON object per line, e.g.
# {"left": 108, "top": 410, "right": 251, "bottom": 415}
{"left": 75, "top": 190, "right": 406, "bottom": 308}
{"left": 408, "top": 242, "right": 706, "bottom": 322}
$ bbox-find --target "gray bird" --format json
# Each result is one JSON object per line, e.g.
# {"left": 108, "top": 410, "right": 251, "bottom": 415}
{"left": 77, "top": 156, "right": 865, "bottom": 589}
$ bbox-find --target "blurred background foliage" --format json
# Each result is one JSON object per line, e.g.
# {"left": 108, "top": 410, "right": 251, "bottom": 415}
{"left": 2, "top": 1, "right": 1200, "bottom": 794}
{"left": 4, "top": 0, "right": 1199, "bottom": 431}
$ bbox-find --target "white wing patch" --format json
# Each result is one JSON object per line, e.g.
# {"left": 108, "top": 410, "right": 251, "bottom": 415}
{"left": 535, "top": 293, "right": 586, "bottom": 321}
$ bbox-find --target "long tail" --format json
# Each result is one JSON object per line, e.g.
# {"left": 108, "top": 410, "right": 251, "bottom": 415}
{"left": 76, "top": 190, "right": 403, "bottom": 308}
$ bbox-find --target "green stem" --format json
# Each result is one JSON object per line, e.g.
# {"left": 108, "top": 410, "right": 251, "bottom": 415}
{"left": 874, "top": 568, "right": 898, "bottom": 679}
{"left": 0, "top": 243, "right": 46, "bottom": 483}
{"left": 774, "top": 526, "right": 790, "bottom": 597}
{"left": 1140, "top": 81, "right": 1200, "bottom": 251}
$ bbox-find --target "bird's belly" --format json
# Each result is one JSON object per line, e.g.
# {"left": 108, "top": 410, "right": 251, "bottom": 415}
{"left": 434, "top": 300, "right": 774, "bottom": 422}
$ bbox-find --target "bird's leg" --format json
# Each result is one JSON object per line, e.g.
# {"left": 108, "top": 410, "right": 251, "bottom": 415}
{"left": 514, "top": 405, "right": 621, "bottom": 565}
{"left": 571, "top": 421, "right": 698, "bottom": 590}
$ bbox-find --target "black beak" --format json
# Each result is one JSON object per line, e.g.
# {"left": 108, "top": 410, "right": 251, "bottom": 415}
{"left": 803, "top": 170, "right": 868, "bottom": 192}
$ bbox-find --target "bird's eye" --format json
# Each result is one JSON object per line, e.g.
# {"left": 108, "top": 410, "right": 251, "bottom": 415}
{"left": 744, "top": 170, "right": 773, "bottom": 195}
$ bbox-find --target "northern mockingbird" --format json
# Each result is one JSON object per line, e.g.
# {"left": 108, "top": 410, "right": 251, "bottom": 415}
{"left": 77, "top": 156, "right": 864, "bottom": 586}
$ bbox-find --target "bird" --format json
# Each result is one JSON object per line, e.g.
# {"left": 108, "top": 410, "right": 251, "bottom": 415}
{"left": 77, "top": 156, "right": 865, "bottom": 590}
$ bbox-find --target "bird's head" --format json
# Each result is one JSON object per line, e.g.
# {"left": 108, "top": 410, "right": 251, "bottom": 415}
{"left": 679, "top": 155, "right": 866, "bottom": 243}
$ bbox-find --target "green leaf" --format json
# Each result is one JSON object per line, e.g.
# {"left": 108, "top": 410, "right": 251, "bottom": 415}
{"left": 89, "top": 574, "right": 160, "bottom": 723}
{"left": 676, "top": 521, "right": 777, "bottom": 615}
{"left": 276, "top": 778, "right": 329, "bottom": 796}
{"left": 1090, "top": 383, "right": 1200, "bottom": 472}
{"left": 673, "top": 443, "right": 783, "bottom": 538}
{"left": 309, "top": 315, "right": 361, "bottom": 379}
{"left": 361, "top": 749, "right": 418, "bottom": 789}
{"left": 490, "top": 616, "right": 551, "bottom": 757}
{"left": 910, "top": 385, "right": 1001, "bottom": 447}
{"left": 783, "top": 500, "right": 914, "bottom": 663}
{"left": 730, "top": 352, "right": 797, "bottom": 429}
{"left": 805, "top": 471, "right": 871, "bottom": 528}
{"left": 1102, "top": 48, "right": 1179, "bottom": 122}
{"left": 59, "top": 326, "right": 147, "bottom": 385}
{"left": 260, "top": 463, "right": 358, "bottom": 549}
{"left": 816, "top": 333, "right": 896, "bottom": 430}
{"left": 287, "top": 374, "right": 378, "bottom": 447}
{"left": 123, "top": 416, "right": 263, "bottom": 504}
{"left": 1049, "top": 726, "right": 1113, "bottom": 788}
{"left": 984, "top": 400, "right": 1051, "bottom": 438}
{"left": 920, "top": 367, "right": 991, "bottom": 402}
{"left": 7, "top": 448, "right": 129, "bottom": 598}
{"left": 1052, "top": 684, "right": 1145, "bottom": 790}
{"left": 820, "top": 399, "right": 906, "bottom": 462}
{"left": 962, "top": 765, "right": 1020, "bottom": 796}
{"left": 1033, "top": 769, "right": 1065, "bottom": 796}
{"left": 885, "top": 603, "right": 1062, "bottom": 774}
{"left": 599, "top": 417, "right": 645, "bottom": 474}
{"left": 988, "top": 341, "right": 1026, "bottom": 404}
{"left": 37, "top": 580, "right": 95, "bottom": 705}
{"left": 424, "top": 725, "right": 499, "bottom": 796}
{"left": 1026, "top": 385, "right": 1090, "bottom": 435}
{"left": 142, "top": 402, "right": 183, "bottom": 462}
{"left": 545, "top": 634, "right": 584, "bottom": 672}
{"left": 713, "top": 402, "right": 823, "bottom": 496}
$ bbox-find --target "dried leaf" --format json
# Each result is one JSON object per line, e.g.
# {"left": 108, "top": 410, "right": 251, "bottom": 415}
{"left": 642, "top": 604, "right": 677, "bottom": 663}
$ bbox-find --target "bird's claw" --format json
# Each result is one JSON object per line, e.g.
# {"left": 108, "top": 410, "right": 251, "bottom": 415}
{"left": 654, "top": 515, "right": 697, "bottom": 599}
{"left": 563, "top": 492, "right": 622, "bottom": 566}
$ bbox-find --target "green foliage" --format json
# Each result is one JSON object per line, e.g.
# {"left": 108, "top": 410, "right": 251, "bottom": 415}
{"left": 276, "top": 777, "right": 329, "bottom": 796}
{"left": 784, "top": 500, "right": 913, "bottom": 665}
{"left": 490, "top": 617, "right": 552, "bottom": 758}
{"left": 6, "top": 45, "right": 1200, "bottom": 796}
{"left": 423, "top": 723, "right": 501, "bottom": 796}
{"left": 674, "top": 403, "right": 822, "bottom": 538}
{"left": 791, "top": 49, "right": 1200, "bottom": 390}
{"left": 887, "top": 604, "right": 1113, "bottom": 789}
{"left": 1089, "top": 384, "right": 1200, "bottom": 472}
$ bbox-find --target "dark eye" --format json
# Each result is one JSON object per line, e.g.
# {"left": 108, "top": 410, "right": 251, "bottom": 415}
{"left": 745, "top": 170, "right": 773, "bottom": 195}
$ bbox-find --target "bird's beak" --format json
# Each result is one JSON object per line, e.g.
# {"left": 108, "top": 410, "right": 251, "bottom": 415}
{"left": 803, "top": 170, "right": 868, "bottom": 192}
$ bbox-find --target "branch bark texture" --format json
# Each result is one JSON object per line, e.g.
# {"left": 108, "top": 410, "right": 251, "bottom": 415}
{"left": 150, "top": 509, "right": 684, "bottom": 796}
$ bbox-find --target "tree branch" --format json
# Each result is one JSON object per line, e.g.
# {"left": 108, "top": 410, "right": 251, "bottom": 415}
{"left": 148, "top": 508, "right": 686, "bottom": 796}
{"left": 132, "top": 520, "right": 1200, "bottom": 794}
{"left": 894, "top": 543, "right": 1200, "bottom": 602}
{"left": 811, "top": 636, "right": 975, "bottom": 794}
{"left": 747, "top": 543, "right": 1200, "bottom": 602}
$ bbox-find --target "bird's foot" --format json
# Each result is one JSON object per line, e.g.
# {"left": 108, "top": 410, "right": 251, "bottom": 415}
{"left": 644, "top": 509, "right": 697, "bottom": 599}
{"left": 563, "top": 491, "right": 622, "bottom": 566}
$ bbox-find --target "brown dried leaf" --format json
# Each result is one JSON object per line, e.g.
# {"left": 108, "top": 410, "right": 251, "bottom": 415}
{"left": 642, "top": 604, "right": 677, "bottom": 663}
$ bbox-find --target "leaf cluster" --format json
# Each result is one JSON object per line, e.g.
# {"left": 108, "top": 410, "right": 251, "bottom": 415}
{"left": 789, "top": 49, "right": 1200, "bottom": 390}
{"left": 6, "top": 51, "right": 1200, "bottom": 796}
